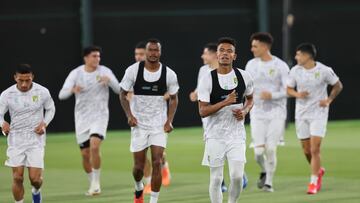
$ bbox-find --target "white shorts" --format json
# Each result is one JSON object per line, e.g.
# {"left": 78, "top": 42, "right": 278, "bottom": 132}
{"left": 76, "top": 122, "right": 108, "bottom": 144}
{"left": 130, "top": 127, "right": 167, "bottom": 152}
{"left": 295, "top": 119, "right": 328, "bottom": 139}
{"left": 202, "top": 139, "right": 246, "bottom": 168}
{"left": 5, "top": 146, "right": 45, "bottom": 169}
{"left": 250, "top": 119, "right": 285, "bottom": 148}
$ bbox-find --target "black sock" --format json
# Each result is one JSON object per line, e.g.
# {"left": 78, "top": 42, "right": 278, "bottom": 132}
{"left": 135, "top": 190, "right": 143, "bottom": 198}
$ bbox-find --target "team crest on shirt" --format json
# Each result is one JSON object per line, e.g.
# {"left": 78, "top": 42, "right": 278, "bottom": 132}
{"left": 32, "top": 95, "right": 39, "bottom": 102}
{"left": 233, "top": 77, "right": 238, "bottom": 85}
{"left": 315, "top": 72, "right": 320, "bottom": 79}
{"left": 269, "top": 68, "right": 275, "bottom": 76}
{"left": 96, "top": 75, "right": 101, "bottom": 81}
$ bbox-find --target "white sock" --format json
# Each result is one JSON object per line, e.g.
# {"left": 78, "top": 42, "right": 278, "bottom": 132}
{"left": 264, "top": 147, "right": 277, "bottom": 187}
{"left": 228, "top": 160, "right": 245, "bottom": 203}
{"left": 209, "top": 166, "right": 224, "bottom": 203}
{"left": 150, "top": 191, "right": 160, "bottom": 203}
{"left": 92, "top": 168, "right": 100, "bottom": 184}
{"left": 32, "top": 187, "right": 41, "bottom": 195}
{"left": 254, "top": 147, "right": 266, "bottom": 173}
{"left": 144, "top": 176, "right": 151, "bottom": 185}
{"left": 162, "top": 161, "right": 169, "bottom": 168}
{"left": 87, "top": 172, "right": 93, "bottom": 184}
{"left": 15, "top": 200, "right": 24, "bottom": 203}
{"left": 135, "top": 181, "right": 144, "bottom": 191}
{"left": 310, "top": 175, "right": 318, "bottom": 184}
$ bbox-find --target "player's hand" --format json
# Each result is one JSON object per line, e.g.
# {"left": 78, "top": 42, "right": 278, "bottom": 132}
{"left": 1, "top": 121, "right": 10, "bottom": 136}
{"left": 319, "top": 98, "right": 332, "bottom": 107}
{"left": 72, "top": 86, "right": 83, "bottom": 94}
{"left": 232, "top": 109, "right": 246, "bottom": 121}
{"left": 164, "top": 93, "right": 170, "bottom": 101}
{"left": 34, "top": 121, "right": 47, "bottom": 136}
{"left": 189, "top": 91, "right": 197, "bottom": 102}
{"left": 223, "top": 90, "right": 237, "bottom": 106}
{"left": 164, "top": 121, "right": 173, "bottom": 133}
{"left": 127, "top": 115, "right": 138, "bottom": 127}
{"left": 99, "top": 76, "right": 110, "bottom": 85}
{"left": 297, "top": 91, "right": 309, "bottom": 99}
{"left": 260, "top": 91, "right": 272, "bottom": 100}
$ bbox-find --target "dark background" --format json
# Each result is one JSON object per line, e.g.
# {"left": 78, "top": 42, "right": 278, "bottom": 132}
{"left": 1, "top": 0, "right": 359, "bottom": 133}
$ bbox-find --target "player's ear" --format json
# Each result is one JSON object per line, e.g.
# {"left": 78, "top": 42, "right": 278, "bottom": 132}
{"left": 233, "top": 53, "right": 237, "bottom": 61}
{"left": 13, "top": 74, "right": 17, "bottom": 81}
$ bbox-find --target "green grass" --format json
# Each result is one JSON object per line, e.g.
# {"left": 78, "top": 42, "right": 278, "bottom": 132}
{"left": 1, "top": 120, "right": 360, "bottom": 202}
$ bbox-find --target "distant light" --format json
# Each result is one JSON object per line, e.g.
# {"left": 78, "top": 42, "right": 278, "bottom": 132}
{"left": 287, "top": 14, "right": 295, "bottom": 27}
{"left": 40, "top": 27, "right": 47, "bottom": 34}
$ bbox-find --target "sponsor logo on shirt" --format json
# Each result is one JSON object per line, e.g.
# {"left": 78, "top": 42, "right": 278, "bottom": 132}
{"left": 152, "top": 85, "right": 159, "bottom": 92}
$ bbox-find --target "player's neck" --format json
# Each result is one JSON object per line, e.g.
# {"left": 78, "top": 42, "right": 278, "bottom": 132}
{"left": 145, "top": 61, "right": 160, "bottom": 72}
{"left": 84, "top": 64, "right": 97, "bottom": 72}
{"left": 217, "top": 64, "right": 232, "bottom": 74}
{"left": 260, "top": 52, "right": 272, "bottom": 62}
{"left": 209, "top": 61, "right": 219, "bottom": 70}
{"left": 16, "top": 83, "right": 33, "bottom": 93}
{"left": 303, "top": 60, "right": 316, "bottom": 69}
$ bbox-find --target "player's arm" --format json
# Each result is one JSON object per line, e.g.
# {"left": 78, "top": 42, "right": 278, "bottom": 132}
{"left": 59, "top": 70, "right": 82, "bottom": 100}
{"left": 198, "top": 90, "right": 237, "bottom": 118}
{"left": 102, "top": 69, "right": 121, "bottom": 94}
{"left": 263, "top": 65, "right": 290, "bottom": 100}
{"left": 35, "top": 90, "right": 56, "bottom": 135}
{"left": 0, "top": 92, "right": 10, "bottom": 136}
{"left": 164, "top": 93, "right": 178, "bottom": 133}
{"left": 320, "top": 80, "right": 343, "bottom": 107}
{"left": 286, "top": 87, "right": 309, "bottom": 99}
{"left": 119, "top": 88, "right": 137, "bottom": 127}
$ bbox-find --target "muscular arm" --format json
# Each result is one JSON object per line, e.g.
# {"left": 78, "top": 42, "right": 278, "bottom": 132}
{"left": 328, "top": 80, "right": 343, "bottom": 102}
{"left": 119, "top": 88, "right": 132, "bottom": 118}
{"left": 198, "top": 90, "right": 236, "bottom": 118}
{"left": 167, "top": 94, "right": 178, "bottom": 124}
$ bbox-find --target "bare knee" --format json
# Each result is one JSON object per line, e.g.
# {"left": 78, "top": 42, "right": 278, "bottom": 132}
{"left": 310, "top": 146, "right": 320, "bottom": 156}
{"left": 30, "top": 176, "right": 42, "bottom": 188}
{"left": 152, "top": 158, "right": 162, "bottom": 172}
{"left": 13, "top": 174, "right": 24, "bottom": 184}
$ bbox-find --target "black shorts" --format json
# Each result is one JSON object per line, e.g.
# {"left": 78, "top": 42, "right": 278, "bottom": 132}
{"left": 79, "top": 134, "right": 104, "bottom": 149}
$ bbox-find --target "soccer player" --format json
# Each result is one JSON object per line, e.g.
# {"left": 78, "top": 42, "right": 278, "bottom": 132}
{"left": 198, "top": 37, "right": 254, "bottom": 203}
{"left": 58, "top": 46, "right": 120, "bottom": 196}
{"left": 132, "top": 41, "right": 172, "bottom": 194}
{"left": 0, "top": 64, "right": 56, "bottom": 203}
{"left": 287, "top": 43, "right": 343, "bottom": 194}
{"left": 119, "top": 38, "right": 179, "bottom": 203}
{"left": 245, "top": 32, "right": 289, "bottom": 192}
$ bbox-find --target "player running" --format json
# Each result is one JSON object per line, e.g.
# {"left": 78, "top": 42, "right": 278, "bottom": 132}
{"left": 0, "top": 64, "right": 56, "bottom": 203}
{"left": 58, "top": 46, "right": 120, "bottom": 196}
{"left": 287, "top": 43, "right": 343, "bottom": 194}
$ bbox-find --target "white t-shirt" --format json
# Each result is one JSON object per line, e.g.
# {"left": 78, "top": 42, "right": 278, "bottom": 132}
{"left": 0, "top": 83, "right": 55, "bottom": 148}
{"left": 58, "top": 65, "right": 120, "bottom": 135}
{"left": 197, "top": 68, "right": 254, "bottom": 141}
{"left": 287, "top": 62, "right": 339, "bottom": 120}
{"left": 120, "top": 62, "right": 179, "bottom": 130}
{"left": 245, "top": 56, "right": 289, "bottom": 120}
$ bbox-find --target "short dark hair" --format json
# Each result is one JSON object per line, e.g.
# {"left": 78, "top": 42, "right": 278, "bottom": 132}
{"left": 146, "top": 38, "right": 161, "bottom": 46}
{"left": 250, "top": 32, "right": 273, "bottom": 46}
{"left": 217, "top": 37, "right": 237, "bottom": 47}
{"left": 83, "top": 45, "right": 102, "bottom": 57}
{"left": 204, "top": 43, "right": 217, "bottom": 53}
{"left": 16, "top": 64, "right": 33, "bottom": 74}
{"left": 296, "top": 43, "right": 317, "bottom": 59}
{"left": 135, "top": 41, "right": 146, "bottom": 49}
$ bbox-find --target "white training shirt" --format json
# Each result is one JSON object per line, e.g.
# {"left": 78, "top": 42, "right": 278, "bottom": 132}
{"left": 245, "top": 56, "right": 289, "bottom": 120}
{"left": 0, "top": 83, "right": 55, "bottom": 148}
{"left": 287, "top": 62, "right": 339, "bottom": 120}
{"left": 197, "top": 68, "right": 254, "bottom": 141}
{"left": 120, "top": 62, "right": 179, "bottom": 130}
{"left": 58, "top": 65, "right": 120, "bottom": 135}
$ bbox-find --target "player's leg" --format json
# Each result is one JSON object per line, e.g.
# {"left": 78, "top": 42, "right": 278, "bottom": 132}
{"left": 79, "top": 141, "right": 93, "bottom": 184}
{"left": 296, "top": 119, "right": 312, "bottom": 163}
{"left": 133, "top": 149, "right": 147, "bottom": 201}
{"left": 28, "top": 167, "right": 43, "bottom": 203}
{"left": 227, "top": 160, "right": 245, "bottom": 203}
{"left": 300, "top": 139, "right": 311, "bottom": 163}
{"left": 88, "top": 134, "right": 103, "bottom": 194}
{"left": 143, "top": 157, "right": 152, "bottom": 194}
{"left": 250, "top": 119, "right": 267, "bottom": 188}
{"left": 149, "top": 145, "right": 165, "bottom": 203}
{"left": 161, "top": 151, "right": 171, "bottom": 186}
{"left": 209, "top": 166, "right": 224, "bottom": 203}
{"left": 263, "top": 119, "right": 285, "bottom": 192}
{"left": 12, "top": 167, "right": 25, "bottom": 203}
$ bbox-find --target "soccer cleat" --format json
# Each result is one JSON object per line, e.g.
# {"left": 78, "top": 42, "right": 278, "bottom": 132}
{"left": 162, "top": 164, "right": 171, "bottom": 186}
{"left": 86, "top": 181, "right": 101, "bottom": 196}
{"left": 144, "top": 183, "right": 151, "bottom": 195}
{"left": 307, "top": 183, "right": 317, "bottom": 194}
{"left": 32, "top": 191, "right": 42, "bottom": 203}
{"left": 257, "top": 172, "right": 266, "bottom": 189}
{"left": 134, "top": 190, "right": 144, "bottom": 203}
{"left": 317, "top": 167, "right": 325, "bottom": 191}
{"left": 242, "top": 173, "right": 248, "bottom": 189}
{"left": 263, "top": 184, "right": 274, "bottom": 192}
{"left": 221, "top": 180, "right": 228, "bottom": 193}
